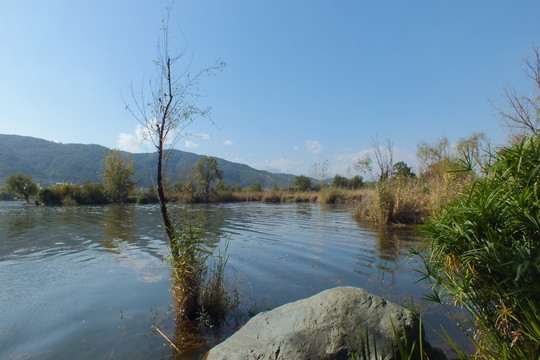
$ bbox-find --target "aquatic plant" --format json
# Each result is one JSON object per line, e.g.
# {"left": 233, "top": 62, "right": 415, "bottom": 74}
{"left": 419, "top": 135, "right": 540, "bottom": 359}
{"left": 351, "top": 318, "right": 426, "bottom": 360}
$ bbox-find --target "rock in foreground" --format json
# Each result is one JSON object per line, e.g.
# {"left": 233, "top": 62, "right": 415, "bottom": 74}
{"left": 206, "top": 286, "right": 446, "bottom": 360}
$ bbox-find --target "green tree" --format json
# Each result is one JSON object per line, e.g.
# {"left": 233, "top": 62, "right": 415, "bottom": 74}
{"left": 232, "top": 184, "right": 242, "bottom": 192}
{"left": 246, "top": 181, "right": 262, "bottom": 192}
{"left": 101, "top": 149, "right": 136, "bottom": 203}
{"left": 332, "top": 174, "right": 349, "bottom": 188}
{"left": 214, "top": 180, "right": 232, "bottom": 193}
{"left": 6, "top": 173, "right": 38, "bottom": 203}
{"left": 392, "top": 161, "right": 416, "bottom": 178}
{"left": 349, "top": 175, "right": 363, "bottom": 189}
{"left": 295, "top": 175, "right": 311, "bottom": 191}
{"left": 193, "top": 156, "right": 223, "bottom": 200}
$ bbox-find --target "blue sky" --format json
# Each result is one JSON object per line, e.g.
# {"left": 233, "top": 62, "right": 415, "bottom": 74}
{"left": 1, "top": 1, "right": 540, "bottom": 177}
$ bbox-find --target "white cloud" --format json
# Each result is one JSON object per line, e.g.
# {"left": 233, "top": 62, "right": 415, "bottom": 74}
{"left": 116, "top": 124, "right": 152, "bottom": 153}
{"left": 185, "top": 140, "right": 199, "bottom": 149}
{"left": 306, "top": 140, "right": 322, "bottom": 154}
{"left": 293, "top": 145, "right": 299, "bottom": 150}
{"left": 224, "top": 140, "right": 233, "bottom": 145}
{"left": 117, "top": 132, "right": 139, "bottom": 152}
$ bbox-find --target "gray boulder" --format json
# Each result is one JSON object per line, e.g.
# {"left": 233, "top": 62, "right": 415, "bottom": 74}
{"left": 206, "top": 286, "right": 445, "bottom": 360}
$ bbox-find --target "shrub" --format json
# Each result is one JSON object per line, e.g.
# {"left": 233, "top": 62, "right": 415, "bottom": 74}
{"left": 295, "top": 175, "right": 312, "bottom": 191}
{"left": 38, "top": 188, "right": 62, "bottom": 205}
{"left": 332, "top": 174, "right": 349, "bottom": 188}
{"left": 169, "top": 209, "right": 233, "bottom": 328}
{"left": 318, "top": 187, "right": 346, "bottom": 204}
{"left": 245, "top": 181, "right": 262, "bottom": 192}
{"left": 135, "top": 187, "right": 159, "bottom": 204}
{"left": 420, "top": 135, "right": 540, "bottom": 359}
{"left": 55, "top": 184, "right": 79, "bottom": 204}
{"left": 349, "top": 175, "right": 364, "bottom": 189}
{"left": 0, "top": 192, "right": 14, "bottom": 201}
{"left": 261, "top": 190, "right": 282, "bottom": 203}
{"left": 72, "top": 182, "right": 109, "bottom": 205}
{"left": 355, "top": 171, "right": 472, "bottom": 225}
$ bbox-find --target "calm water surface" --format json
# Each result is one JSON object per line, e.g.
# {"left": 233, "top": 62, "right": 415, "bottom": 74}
{"left": 0, "top": 202, "right": 467, "bottom": 359}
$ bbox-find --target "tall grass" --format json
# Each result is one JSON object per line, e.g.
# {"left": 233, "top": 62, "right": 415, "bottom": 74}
{"left": 351, "top": 318, "right": 431, "bottom": 360}
{"left": 355, "top": 172, "right": 473, "bottom": 225}
{"left": 168, "top": 208, "right": 234, "bottom": 327}
{"left": 317, "top": 187, "right": 366, "bottom": 204}
{"left": 418, "top": 135, "right": 540, "bottom": 359}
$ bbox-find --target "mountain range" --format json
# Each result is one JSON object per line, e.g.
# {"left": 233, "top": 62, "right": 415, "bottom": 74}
{"left": 0, "top": 134, "right": 297, "bottom": 189}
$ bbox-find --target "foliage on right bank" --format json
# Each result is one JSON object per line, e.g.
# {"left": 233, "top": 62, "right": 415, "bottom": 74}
{"left": 419, "top": 134, "right": 540, "bottom": 359}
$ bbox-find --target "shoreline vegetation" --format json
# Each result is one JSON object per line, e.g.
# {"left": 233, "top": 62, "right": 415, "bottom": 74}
{"left": 0, "top": 183, "right": 460, "bottom": 226}
{"left": 0, "top": 160, "right": 480, "bottom": 226}
{"left": 0, "top": 158, "right": 474, "bottom": 227}
{"left": 1, "top": 131, "right": 490, "bottom": 228}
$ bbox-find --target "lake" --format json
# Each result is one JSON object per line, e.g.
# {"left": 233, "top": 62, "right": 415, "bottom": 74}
{"left": 0, "top": 202, "right": 468, "bottom": 359}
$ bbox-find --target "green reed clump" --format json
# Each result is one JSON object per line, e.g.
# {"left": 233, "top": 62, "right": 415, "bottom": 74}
{"left": 317, "top": 187, "right": 347, "bottom": 204}
{"left": 169, "top": 209, "right": 232, "bottom": 326}
{"left": 351, "top": 318, "right": 428, "bottom": 360}
{"left": 420, "top": 135, "right": 540, "bottom": 359}
{"left": 261, "top": 190, "right": 282, "bottom": 203}
{"left": 355, "top": 172, "right": 472, "bottom": 225}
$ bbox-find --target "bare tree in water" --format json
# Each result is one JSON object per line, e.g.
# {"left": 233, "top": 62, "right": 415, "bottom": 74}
{"left": 125, "top": 6, "right": 226, "bottom": 325}
{"left": 125, "top": 6, "right": 224, "bottom": 254}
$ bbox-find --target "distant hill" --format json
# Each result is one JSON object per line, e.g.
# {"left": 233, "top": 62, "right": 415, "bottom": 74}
{"left": 0, "top": 134, "right": 296, "bottom": 189}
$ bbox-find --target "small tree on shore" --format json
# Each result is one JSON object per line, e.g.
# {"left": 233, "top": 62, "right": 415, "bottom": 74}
{"left": 295, "top": 175, "right": 311, "bottom": 191}
{"left": 101, "top": 149, "right": 136, "bottom": 203}
{"left": 349, "top": 175, "right": 363, "bottom": 189}
{"left": 193, "top": 156, "right": 223, "bottom": 200}
{"left": 6, "top": 173, "right": 38, "bottom": 203}
{"left": 332, "top": 174, "right": 349, "bottom": 188}
{"left": 392, "top": 161, "right": 416, "bottom": 179}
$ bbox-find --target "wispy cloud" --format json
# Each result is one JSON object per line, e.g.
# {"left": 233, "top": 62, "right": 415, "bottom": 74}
{"left": 306, "top": 140, "right": 322, "bottom": 154}
{"left": 185, "top": 140, "right": 199, "bottom": 149}
{"left": 293, "top": 145, "right": 299, "bottom": 150}
{"left": 195, "top": 133, "right": 211, "bottom": 140}
{"left": 224, "top": 140, "right": 233, "bottom": 145}
{"left": 264, "top": 158, "right": 295, "bottom": 173}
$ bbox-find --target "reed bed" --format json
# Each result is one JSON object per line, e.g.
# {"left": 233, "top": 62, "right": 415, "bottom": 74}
{"left": 354, "top": 173, "right": 473, "bottom": 225}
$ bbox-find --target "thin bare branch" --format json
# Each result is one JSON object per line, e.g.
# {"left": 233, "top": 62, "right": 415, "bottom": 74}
{"left": 496, "top": 46, "right": 540, "bottom": 140}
